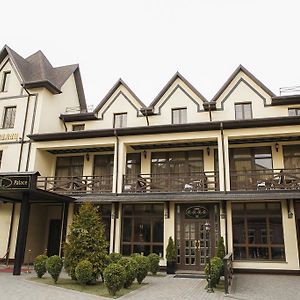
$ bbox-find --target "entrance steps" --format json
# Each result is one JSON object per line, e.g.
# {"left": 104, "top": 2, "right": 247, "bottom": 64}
{"left": 174, "top": 270, "right": 206, "bottom": 279}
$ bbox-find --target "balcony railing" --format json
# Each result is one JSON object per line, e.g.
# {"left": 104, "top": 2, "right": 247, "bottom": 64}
{"left": 123, "top": 171, "right": 219, "bottom": 193}
{"left": 37, "top": 175, "right": 113, "bottom": 194}
{"left": 230, "top": 168, "right": 300, "bottom": 191}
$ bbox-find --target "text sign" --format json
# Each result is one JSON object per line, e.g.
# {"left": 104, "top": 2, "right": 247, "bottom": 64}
{"left": 0, "top": 176, "right": 31, "bottom": 190}
{"left": 185, "top": 206, "right": 209, "bottom": 219}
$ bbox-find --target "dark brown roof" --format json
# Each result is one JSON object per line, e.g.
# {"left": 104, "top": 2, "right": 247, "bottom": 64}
{"left": 94, "top": 78, "right": 145, "bottom": 113}
{"left": 149, "top": 71, "right": 208, "bottom": 108}
{"left": 0, "top": 45, "right": 87, "bottom": 110}
{"left": 272, "top": 94, "right": 300, "bottom": 106}
{"left": 211, "top": 65, "right": 276, "bottom": 102}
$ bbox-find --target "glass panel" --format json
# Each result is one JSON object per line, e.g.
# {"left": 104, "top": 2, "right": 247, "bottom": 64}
{"left": 114, "top": 113, "right": 127, "bottom": 128}
{"left": 232, "top": 217, "right": 245, "bottom": 244}
{"left": 243, "top": 103, "right": 252, "bottom": 119}
{"left": 152, "top": 245, "right": 163, "bottom": 257}
{"left": 235, "top": 104, "right": 243, "bottom": 120}
{"left": 247, "top": 217, "right": 267, "bottom": 244}
{"left": 271, "top": 247, "right": 285, "bottom": 260}
{"left": 133, "top": 245, "right": 150, "bottom": 256}
{"left": 122, "top": 244, "right": 131, "bottom": 256}
{"left": 94, "top": 155, "right": 114, "bottom": 176}
{"left": 248, "top": 247, "right": 269, "bottom": 259}
{"left": 269, "top": 217, "right": 284, "bottom": 244}
{"left": 134, "top": 218, "right": 151, "bottom": 242}
{"left": 233, "top": 247, "right": 246, "bottom": 260}
{"left": 126, "top": 153, "right": 141, "bottom": 176}
{"left": 153, "top": 218, "right": 163, "bottom": 242}
{"left": 123, "top": 218, "right": 132, "bottom": 242}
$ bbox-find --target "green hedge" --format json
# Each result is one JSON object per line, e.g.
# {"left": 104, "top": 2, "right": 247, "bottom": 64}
{"left": 131, "top": 254, "right": 149, "bottom": 284}
{"left": 75, "top": 260, "right": 94, "bottom": 285}
{"left": 46, "top": 255, "right": 63, "bottom": 283}
{"left": 118, "top": 257, "right": 137, "bottom": 288}
{"left": 103, "top": 263, "right": 126, "bottom": 296}
{"left": 33, "top": 254, "right": 48, "bottom": 278}
{"left": 148, "top": 253, "right": 160, "bottom": 275}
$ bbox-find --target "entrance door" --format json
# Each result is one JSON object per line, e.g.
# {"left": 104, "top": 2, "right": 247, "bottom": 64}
{"left": 47, "top": 219, "right": 62, "bottom": 257}
{"left": 176, "top": 204, "right": 218, "bottom": 271}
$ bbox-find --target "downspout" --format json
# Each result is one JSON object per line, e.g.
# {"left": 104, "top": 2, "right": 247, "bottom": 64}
{"left": 220, "top": 122, "right": 228, "bottom": 252}
{"left": 59, "top": 116, "right": 68, "bottom": 132}
{"left": 113, "top": 129, "right": 119, "bottom": 252}
{"left": 6, "top": 86, "right": 32, "bottom": 264}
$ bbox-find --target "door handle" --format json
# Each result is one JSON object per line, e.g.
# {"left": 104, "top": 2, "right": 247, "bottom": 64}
{"left": 195, "top": 240, "right": 200, "bottom": 250}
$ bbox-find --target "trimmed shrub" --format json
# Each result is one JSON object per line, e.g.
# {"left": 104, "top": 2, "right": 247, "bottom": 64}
{"left": 46, "top": 255, "right": 63, "bottom": 283}
{"left": 64, "top": 203, "right": 108, "bottom": 281}
{"left": 148, "top": 253, "right": 160, "bottom": 275}
{"left": 132, "top": 254, "right": 149, "bottom": 284}
{"left": 204, "top": 256, "right": 223, "bottom": 288}
{"left": 103, "top": 263, "right": 126, "bottom": 296}
{"left": 75, "top": 260, "right": 94, "bottom": 285}
{"left": 216, "top": 237, "right": 226, "bottom": 259}
{"left": 166, "top": 237, "right": 176, "bottom": 262}
{"left": 107, "top": 252, "right": 122, "bottom": 264}
{"left": 33, "top": 254, "right": 48, "bottom": 278}
{"left": 118, "top": 257, "right": 137, "bottom": 288}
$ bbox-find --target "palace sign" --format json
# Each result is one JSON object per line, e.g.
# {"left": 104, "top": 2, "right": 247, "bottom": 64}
{"left": 0, "top": 176, "right": 31, "bottom": 190}
{"left": 185, "top": 206, "right": 209, "bottom": 219}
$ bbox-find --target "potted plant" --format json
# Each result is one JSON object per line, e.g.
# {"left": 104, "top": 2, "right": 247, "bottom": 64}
{"left": 166, "top": 237, "right": 176, "bottom": 274}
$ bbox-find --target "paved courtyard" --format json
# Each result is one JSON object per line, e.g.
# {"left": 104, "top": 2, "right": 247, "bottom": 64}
{"left": 0, "top": 271, "right": 300, "bottom": 300}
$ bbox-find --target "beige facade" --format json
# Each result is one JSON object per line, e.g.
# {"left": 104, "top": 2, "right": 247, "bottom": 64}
{"left": 1, "top": 46, "right": 300, "bottom": 273}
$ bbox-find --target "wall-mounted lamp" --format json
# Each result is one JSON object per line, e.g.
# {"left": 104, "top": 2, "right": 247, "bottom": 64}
{"left": 143, "top": 150, "right": 147, "bottom": 159}
{"left": 86, "top": 153, "right": 90, "bottom": 161}
{"left": 164, "top": 201, "right": 170, "bottom": 219}
{"left": 275, "top": 143, "right": 279, "bottom": 152}
{"left": 287, "top": 199, "right": 294, "bottom": 219}
{"left": 207, "top": 147, "right": 210, "bottom": 156}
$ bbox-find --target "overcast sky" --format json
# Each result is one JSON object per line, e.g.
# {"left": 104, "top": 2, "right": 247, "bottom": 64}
{"left": 2, "top": 0, "right": 300, "bottom": 107}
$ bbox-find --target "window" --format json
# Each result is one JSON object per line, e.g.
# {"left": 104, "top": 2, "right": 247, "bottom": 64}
{"left": 72, "top": 124, "right": 85, "bottom": 131}
{"left": 235, "top": 103, "right": 252, "bottom": 120}
{"left": 126, "top": 153, "right": 141, "bottom": 176}
{"left": 114, "top": 113, "right": 127, "bottom": 128}
{"left": 121, "top": 204, "right": 164, "bottom": 257}
{"left": 0, "top": 151, "right": 2, "bottom": 168}
{"left": 2, "top": 106, "right": 16, "bottom": 129}
{"left": 288, "top": 108, "right": 300, "bottom": 116}
{"left": 1, "top": 71, "right": 11, "bottom": 92}
{"left": 232, "top": 202, "right": 285, "bottom": 261}
{"left": 283, "top": 145, "right": 300, "bottom": 169}
{"left": 172, "top": 108, "right": 187, "bottom": 124}
{"left": 93, "top": 155, "right": 114, "bottom": 192}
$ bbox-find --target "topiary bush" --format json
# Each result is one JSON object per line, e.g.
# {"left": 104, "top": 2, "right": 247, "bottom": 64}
{"left": 118, "top": 257, "right": 137, "bottom": 288}
{"left": 75, "top": 260, "right": 94, "bottom": 285}
{"left": 147, "top": 253, "right": 160, "bottom": 275}
{"left": 64, "top": 203, "right": 108, "bottom": 281}
{"left": 33, "top": 254, "right": 48, "bottom": 278}
{"left": 204, "top": 256, "right": 223, "bottom": 287}
{"left": 131, "top": 254, "right": 149, "bottom": 284}
{"left": 107, "top": 252, "right": 122, "bottom": 264}
{"left": 166, "top": 237, "right": 176, "bottom": 262}
{"left": 216, "top": 237, "right": 226, "bottom": 259}
{"left": 103, "top": 263, "right": 126, "bottom": 296}
{"left": 46, "top": 255, "right": 63, "bottom": 283}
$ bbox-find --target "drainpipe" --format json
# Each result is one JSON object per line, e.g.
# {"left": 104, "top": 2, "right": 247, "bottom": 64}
{"left": 112, "top": 129, "right": 119, "bottom": 253}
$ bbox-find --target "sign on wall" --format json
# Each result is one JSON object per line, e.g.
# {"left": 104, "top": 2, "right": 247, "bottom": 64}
{"left": 185, "top": 206, "right": 209, "bottom": 219}
{"left": 0, "top": 133, "right": 19, "bottom": 141}
{"left": 0, "top": 176, "right": 31, "bottom": 190}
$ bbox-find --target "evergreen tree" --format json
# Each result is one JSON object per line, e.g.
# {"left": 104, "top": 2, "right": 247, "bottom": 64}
{"left": 216, "top": 236, "right": 226, "bottom": 259}
{"left": 64, "top": 202, "right": 108, "bottom": 281}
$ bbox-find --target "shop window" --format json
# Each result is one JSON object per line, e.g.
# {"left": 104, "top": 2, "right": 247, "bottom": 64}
{"left": 235, "top": 103, "right": 252, "bottom": 120}
{"left": 121, "top": 204, "right": 164, "bottom": 257}
{"left": 114, "top": 113, "right": 127, "bottom": 128}
{"left": 1, "top": 71, "right": 11, "bottom": 92}
{"left": 172, "top": 108, "right": 187, "bottom": 124}
{"left": 2, "top": 106, "right": 16, "bottom": 129}
{"left": 232, "top": 202, "right": 285, "bottom": 261}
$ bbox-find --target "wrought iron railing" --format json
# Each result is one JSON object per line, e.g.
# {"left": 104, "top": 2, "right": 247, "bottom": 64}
{"left": 223, "top": 253, "right": 233, "bottom": 295}
{"left": 37, "top": 175, "right": 113, "bottom": 194}
{"left": 230, "top": 168, "right": 300, "bottom": 191}
{"left": 122, "top": 171, "right": 219, "bottom": 193}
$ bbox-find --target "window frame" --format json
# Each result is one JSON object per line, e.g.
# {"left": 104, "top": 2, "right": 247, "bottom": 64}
{"left": 2, "top": 106, "right": 16, "bottom": 129}
{"left": 72, "top": 124, "right": 85, "bottom": 131}
{"left": 288, "top": 108, "right": 300, "bottom": 116}
{"left": 1, "top": 71, "right": 11, "bottom": 92}
{"left": 234, "top": 102, "right": 253, "bottom": 120}
{"left": 113, "top": 112, "right": 127, "bottom": 128}
{"left": 172, "top": 107, "right": 187, "bottom": 124}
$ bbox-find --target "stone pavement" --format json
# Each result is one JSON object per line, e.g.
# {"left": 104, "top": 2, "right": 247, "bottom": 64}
{"left": 1, "top": 271, "right": 300, "bottom": 300}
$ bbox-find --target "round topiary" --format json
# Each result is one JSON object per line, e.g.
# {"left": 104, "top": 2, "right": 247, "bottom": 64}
{"left": 46, "top": 255, "right": 63, "bottom": 283}
{"left": 118, "top": 257, "right": 137, "bottom": 288}
{"left": 131, "top": 254, "right": 149, "bottom": 284}
{"left": 204, "top": 256, "right": 223, "bottom": 287}
{"left": 107, "top": 252, "right": 122, "bottom": 264}
{"left": 75, "top": 260, "right": 94, "bottom": 285}
{"left": 33, "top": 254, "right": 48, "bottom": 278}
{"left": 103, "top": 263, "right": 126, "bottom": 296}
{"left": 147, "top": 253, "right": 160, "bottom": 275}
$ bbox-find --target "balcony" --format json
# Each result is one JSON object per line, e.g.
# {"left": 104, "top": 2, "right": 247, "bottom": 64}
{"left": 37, "top": 175, "right": 113, "bottom": 194}
{"left": 230, "top": 168, "right": 300, "bottom": 191}
{"left": 122, "top": 171, "right": 219, "bottom": 193}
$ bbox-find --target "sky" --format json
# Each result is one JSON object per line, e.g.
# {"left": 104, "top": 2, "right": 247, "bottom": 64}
{"left": 2, "top": 0, "right": 300, "bottom": 107}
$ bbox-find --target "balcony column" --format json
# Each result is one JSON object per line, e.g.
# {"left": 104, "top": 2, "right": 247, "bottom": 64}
{"left": 272, "top": 143, "right": 284, "bottom": 169}
{"left": 217, "top": 134, "right": 230, "bottom": 191}
{"left": 140, "top": 150, "right": 151, "bottom": 174}
{"left": 116, "top": 141, "right": 127, "bottom": 193}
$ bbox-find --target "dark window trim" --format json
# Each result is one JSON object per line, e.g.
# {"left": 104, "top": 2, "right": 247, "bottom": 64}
{"left": 2, "top": 106, "right": 16, "bottom": 129}
{"left": 234, "top": 102, "right": 253, "bottom": 120}
{"left": 172, "top": 107, "right": 187, "bottom": 124}
{"left": 113, "top": 112, "right": 127, "bottom": 128}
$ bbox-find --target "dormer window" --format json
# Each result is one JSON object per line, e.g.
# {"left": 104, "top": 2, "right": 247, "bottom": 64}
{"left": 3, "top": 106, "right": 16, "bottom": 129}
{"left": 235, "top": 102, "right": 252, "bottom": 120}
{"left": 172, "top": 108, "right": 187, "bottom": 124}
{"left": 1, "top": 71, "right": 11, "bottom": 92}
{"left": 288, "top": 108, "right": 300, "bottom": 116}
{"left": 72, "top": 124, "right": 85, "bottom": 131}
{"left": 114, "top": 113, "right": 127, "bottom": 128}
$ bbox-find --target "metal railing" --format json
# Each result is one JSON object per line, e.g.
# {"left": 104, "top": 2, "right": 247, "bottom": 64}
{"left": 230, "top": 168, "right": 300, "bottom": 191}
{"left": 223, "top": 253, "right": 233, "bottom": 295}
{"left": 37, "top": 175, "right": 113, "bottom": 194}
{"left": 65, "top": 105, "right": 94, "bottom": 114}
{"left": 279, "top": 85, "right": 300, "bottom": 96}
{"left": 123, "top": 171, "right": 219, "bottom": 193}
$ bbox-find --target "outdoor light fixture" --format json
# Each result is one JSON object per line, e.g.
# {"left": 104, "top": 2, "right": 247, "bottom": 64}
{"left": 287, "top": 199, "right": 294, "bottom": 219}
{"left": 275, "top": 143, "right": 279, "bottom": 152}
{"left": 207, "top": 147, "right": 210, "bottom": 156}
{"left": 86, "top": 153, "right": 90, "bottom": 161}
{"left": 143, "top": 150, "right": 147, "bottom": 159}
{"left": 204, "top": 221, "right": 214, "bottom": 293}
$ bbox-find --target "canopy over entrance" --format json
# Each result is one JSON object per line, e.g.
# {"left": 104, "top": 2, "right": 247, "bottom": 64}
{"left": 0, "top": 172, "right": 74, "bottom": 275}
